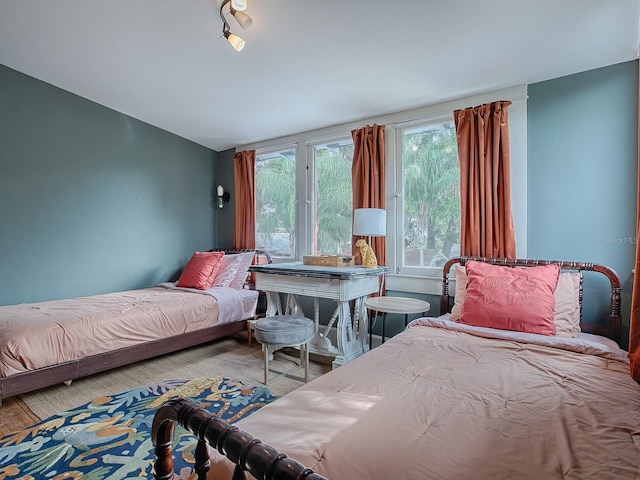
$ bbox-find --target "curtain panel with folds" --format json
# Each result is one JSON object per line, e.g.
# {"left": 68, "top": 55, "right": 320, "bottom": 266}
{"left": 233, "top": 150, "right": 256, "bottom": 250}
{"left": 351, "top": 124, "right": 386, "bottom": 268}
{"left": 453, "top": 101, "right": 516, "bottom": 258}
{"left": 629, "top": 62, "right": 640, "bottom": 383}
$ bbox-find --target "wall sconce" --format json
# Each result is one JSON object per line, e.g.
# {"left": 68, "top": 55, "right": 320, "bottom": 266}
{"left": 219, "top": 0, "right": 253, "bottom": 52}
{"left": 217, "top": 185, "right": 230, "bottom": 208}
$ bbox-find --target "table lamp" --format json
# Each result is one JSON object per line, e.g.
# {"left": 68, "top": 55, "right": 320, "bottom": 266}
{"left": 353, "top": 208, "right": 386, "bottom": 268}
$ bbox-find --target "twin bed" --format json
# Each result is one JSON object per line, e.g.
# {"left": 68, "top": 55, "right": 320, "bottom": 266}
{"left": 0, "top": 249, "right": 269, "bottom": 404}
{"left": 153, "top": 256, "right": 640, "bottom": 480}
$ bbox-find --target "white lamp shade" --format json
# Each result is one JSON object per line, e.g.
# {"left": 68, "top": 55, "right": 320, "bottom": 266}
{"left": 353, "top": 208, "right": 386, "bottom": 237}
{"left": 231, "top": 9, "right": 253, "bottom": 29}
{"left": 231, "top": 0, "right": 247, "bottom": 11}
{"left": 226, "top": 32, "right": 245, "bottom": 51}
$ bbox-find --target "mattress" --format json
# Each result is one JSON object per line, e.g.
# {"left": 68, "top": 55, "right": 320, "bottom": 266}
{"left": 208, "top": 315, "right": 640, "bottom": 480}
{"left": 0, "top": 286, "right": 258, "bottom": 378}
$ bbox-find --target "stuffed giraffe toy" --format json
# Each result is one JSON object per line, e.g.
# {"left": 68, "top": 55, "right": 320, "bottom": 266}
{"left": 356, "top": 239, "right": 378, "bottom": 268}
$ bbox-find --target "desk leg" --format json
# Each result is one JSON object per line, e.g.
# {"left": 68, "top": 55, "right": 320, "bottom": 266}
{"left": 285, "top": 293, "right": 304, "bottom": 316}
{"left": 264, "top": 291, "right": 280, "bottom": 317}
{"left": 309, "top": 298, "right": 335, "bottom": 354}
{"left": 331, "top": 298, "right": 366, "bottom": 369}
{"left": 354, "top": 296, "right": 368, "bottom": 351}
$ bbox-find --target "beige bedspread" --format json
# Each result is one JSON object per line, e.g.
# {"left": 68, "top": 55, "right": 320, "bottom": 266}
{"left": 0, "top": 286, "right": 256, "bottom": 378}
{"left": 209, "top": 316, "right": 640, "bottom": 479}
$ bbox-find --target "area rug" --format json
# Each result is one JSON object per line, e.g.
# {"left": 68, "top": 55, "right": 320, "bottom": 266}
{"left": 0, "top": 376, "right": 276, "bottom": 479}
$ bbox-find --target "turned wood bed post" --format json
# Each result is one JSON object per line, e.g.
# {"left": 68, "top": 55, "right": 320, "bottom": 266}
{"left": 151, "top": 397, "right": 328, "bottom": 480}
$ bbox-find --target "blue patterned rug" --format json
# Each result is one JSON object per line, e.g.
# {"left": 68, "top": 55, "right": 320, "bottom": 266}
{"left": 0, "top": 377, "right": 276, "bottom": 479}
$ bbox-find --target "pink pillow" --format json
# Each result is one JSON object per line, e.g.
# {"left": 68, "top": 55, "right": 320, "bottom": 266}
{"left": 458, "top": 260, "right": 560, "bottom": 336}
{"left": 228, "top": 252, "right": 255, "bottom": 289}
{"left": 177, "top": 251, "right": 224, "bottom": 290}
{"left": 211, "top": 254, "right": 241, "bottom": 288}
{"left": 211, "top": 252, "right": 255, "bottom": 289}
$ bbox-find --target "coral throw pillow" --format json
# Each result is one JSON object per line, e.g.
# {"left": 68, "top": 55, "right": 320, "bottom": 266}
{"left": 459, "top": 260, "right": 560, "bottom": 336}
{"left": 177, "top": 251, "right": 224, "bottom": 290}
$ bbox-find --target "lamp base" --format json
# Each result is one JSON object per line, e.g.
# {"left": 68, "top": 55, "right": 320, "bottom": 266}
{"left": 355, "top": 239, "right": 378, "bottom": 268}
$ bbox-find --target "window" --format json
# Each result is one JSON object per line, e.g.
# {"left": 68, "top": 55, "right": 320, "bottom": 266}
{"left": 397, "top": 118, "right": 460, "bottom": 274}
{"left": 247, "top": 85, "right": 524, "bottom": 289}
{"left": 310, "top": 139, "right": 353, "bottom": 256}
{"left": 255, "top": 148, "right": 297, "bottom": 261}
{"left": 255, "top": 137, "right": 354, "bottom": 261}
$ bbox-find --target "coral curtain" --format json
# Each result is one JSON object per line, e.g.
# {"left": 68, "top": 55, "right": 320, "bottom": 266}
{"left": 232, "top": 150, "right": 256, "bottom": 250}
{"left": 629, "top": 61, "right": 640, "bottom": 383}
{"left": 351, "top": 124, "right": 386, "bottom": 268}
{"left": 453, "top": 101, "right": 516, "bottom": 258}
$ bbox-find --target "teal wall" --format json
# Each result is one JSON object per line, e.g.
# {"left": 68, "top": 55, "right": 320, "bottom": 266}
{"left": 0, "top": 64, "right": 220, "bottom": 306}
{"left": 528, "top": 60, "right": 638, "bottom": 344}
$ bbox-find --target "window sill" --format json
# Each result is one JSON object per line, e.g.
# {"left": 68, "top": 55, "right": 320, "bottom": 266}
{"left": 385, "top": 273, "right": 445, "bottom": 296}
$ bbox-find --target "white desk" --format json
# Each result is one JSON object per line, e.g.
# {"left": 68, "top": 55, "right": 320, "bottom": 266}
{"left": 250, "top": 262, "right": 388, "bottom": 368}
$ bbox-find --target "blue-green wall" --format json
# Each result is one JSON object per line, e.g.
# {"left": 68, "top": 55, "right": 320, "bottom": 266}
{"left": 528, "top": 60, "right": 638, "bottom": 344}
{"left": 0, "top": 64, "right": 220, "bottom": 306}
{"left": 528, "top": 60, "right": 637, "bottom": 273}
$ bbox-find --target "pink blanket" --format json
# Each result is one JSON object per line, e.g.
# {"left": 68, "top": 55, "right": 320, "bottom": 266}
{"left": 209, "top": 317, "right": 640, "bottom": 479}
{"left": 0, "top": 286, "right": 256, "bottom": 377}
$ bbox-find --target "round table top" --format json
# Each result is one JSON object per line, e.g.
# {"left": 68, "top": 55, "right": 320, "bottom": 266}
{"left": 364, "top": 296, "right": 431, "bottom": 315}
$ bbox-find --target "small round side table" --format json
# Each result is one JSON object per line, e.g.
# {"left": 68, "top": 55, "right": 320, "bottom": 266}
{"left": 364, "top": 296, "right": 430, "bottom": 347}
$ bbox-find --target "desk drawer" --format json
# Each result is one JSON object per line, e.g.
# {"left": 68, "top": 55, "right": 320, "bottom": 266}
{"left": 255, "top": 273, "right": 378, "bottom": 301}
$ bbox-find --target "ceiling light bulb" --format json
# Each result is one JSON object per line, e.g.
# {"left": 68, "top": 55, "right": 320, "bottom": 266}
{"left": 231, "top": 0, "right": 247, "bottom": 11}
{"left": 225, "top": 32, "right": 245, "bottom": 52}
{"left": 231, "top": 9, "right": 253, "bottom": 29}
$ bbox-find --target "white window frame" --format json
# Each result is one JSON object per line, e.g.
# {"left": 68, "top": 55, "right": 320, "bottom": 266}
{"left": 254, "top": 145, "right": 299, "bottom": 260}
{"left": 243, "top": 84, "right": 528, "bottom": 295}
{"left": 393, "top": 114, "right": 459, "bottom": 280}
{"left": 255, "top": 133, "right": 354, "bottom": 260}
{"left": 306, "top": 135, "right": 354, "bottom": 257}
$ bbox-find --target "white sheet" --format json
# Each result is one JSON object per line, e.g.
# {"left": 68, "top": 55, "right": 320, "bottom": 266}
{"left": 158, "top": 282, "right": 258, "bottom": 325}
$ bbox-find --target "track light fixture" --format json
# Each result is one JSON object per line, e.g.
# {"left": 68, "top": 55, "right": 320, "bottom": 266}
{"left": 219, "top": 0, "right": 253, "bottom": 52}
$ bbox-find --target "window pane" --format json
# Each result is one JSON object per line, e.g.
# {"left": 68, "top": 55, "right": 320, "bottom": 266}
{"left": 313, "top": 140, "right": 353, "bottom": 256}
{"left": 402, "top": 120, "right": 460, "bottom": 268}
{"left": 255, "top": 149, "right": 296, "bottom": 261}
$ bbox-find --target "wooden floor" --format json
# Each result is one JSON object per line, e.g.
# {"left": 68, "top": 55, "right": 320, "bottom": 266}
{"left": 0, "top": 396, "right": 40, "bottom": 438}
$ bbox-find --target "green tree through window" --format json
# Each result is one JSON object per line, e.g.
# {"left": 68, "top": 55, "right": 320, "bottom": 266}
{"left": 255, "top": 151, "right": 296, "bottom": 259}
{"left": 402, "top": 120, "right": 460, "bottom": 267}
{"left": 314, "top": 142, "right": 353, "bottom": 255}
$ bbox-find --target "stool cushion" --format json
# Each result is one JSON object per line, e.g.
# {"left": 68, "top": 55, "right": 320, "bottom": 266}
{"left": 254, "top": 315, "right": 315, "bottom": 346}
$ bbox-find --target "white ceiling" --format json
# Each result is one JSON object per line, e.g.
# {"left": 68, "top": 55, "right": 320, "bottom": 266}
{"left": 0, "top": 0, "right": 638, "bottom": 152}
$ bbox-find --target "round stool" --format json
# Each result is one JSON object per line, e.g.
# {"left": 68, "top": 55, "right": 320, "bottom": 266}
{"left": 254, "top": 315, "right": 315, "bottom": 385}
